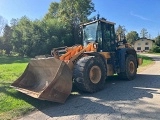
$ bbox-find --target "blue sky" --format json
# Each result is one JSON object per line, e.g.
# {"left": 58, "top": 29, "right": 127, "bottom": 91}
{"left": 0, "top": 0, "right": 160, "bottom": 38}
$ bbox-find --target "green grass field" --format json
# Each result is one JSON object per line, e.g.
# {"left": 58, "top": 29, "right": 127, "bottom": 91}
{"left": 0, "top": 54, "right": 153, "bottom": 120}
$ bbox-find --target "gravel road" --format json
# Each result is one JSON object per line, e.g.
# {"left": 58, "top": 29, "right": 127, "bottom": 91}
{"left": 19, "top": 54, "right": 160, "bottom": 120}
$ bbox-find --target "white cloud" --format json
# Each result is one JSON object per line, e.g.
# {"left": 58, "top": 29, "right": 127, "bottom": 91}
{"left": 130, "top": 11, "right": 154, "bottom": 22}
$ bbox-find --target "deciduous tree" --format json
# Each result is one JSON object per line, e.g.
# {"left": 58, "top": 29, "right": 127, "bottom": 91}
{"left": 44, "top": 2, "right": 59, "bottom": 19}
{"left": 3, "top": 24, "right": 13, "bottom": 55}
{"left": 155, "top": 35, "right": 160, "bottom": 46}
{"left": 126, "top": 31, "right": 139, "bottom": 44}
{"left": 116, "top": 25, "right": 126, "bottom": 41}
{"left": 44, "top": 0, "right": 95, "bottom": 44}
{"left": 0, "top": 15, "right": 7, "bottom": 35}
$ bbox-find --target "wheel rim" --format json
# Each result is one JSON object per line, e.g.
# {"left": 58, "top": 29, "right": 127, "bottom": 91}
{"left": 89, "top": 66, "right": 101, "bottom": 84}
{"left": 129, "top": 61, "right": 135, "bottom": 74}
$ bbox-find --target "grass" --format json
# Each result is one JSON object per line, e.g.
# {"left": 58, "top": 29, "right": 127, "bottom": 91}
{"left": 0, "top": 55, "right": 54, "bottom": 120}
{"left": 0, "top": 54, "right": 154, "bottom": 120}
{"left": 137, "top": 54, "right": 153, "bottom": 67}
{"left": 137, "top": 54, "right": 154, "bottom": 73}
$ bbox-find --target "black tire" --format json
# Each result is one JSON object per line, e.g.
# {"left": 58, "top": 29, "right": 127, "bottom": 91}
{"left": 118, "top": 54, "right": 137, "bottom": 80}
{"left": 73, "top": 56, "right": 106, "bottom": 93}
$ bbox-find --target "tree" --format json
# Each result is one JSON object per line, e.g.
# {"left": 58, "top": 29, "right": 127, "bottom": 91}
{"left": 58, "top": 0, "right": 95, "bottom": 23}
{"left": 11, "top": 16, "right": 33, "bottom": 56}
{"left": 10, "top": 18, "right": 18, "bottom": 28}
{"left": 126, "top": 31, "right": 139, "bottom": 44}
{"left": 150, "top": 35, "right": 160, "bottom": 53}
{"left": 155, "top": 35, "right": 160, "bottom": 46}
{"left": 44, "top": 2, "right": 59, "bottom": 19}
{"left": 0, "top": 36, "right": 4, "bottom": 49}
{"left": 0, "top": 16, "right": 7, "bottom": 35}
{"left": 148, "top": 34, "right": 151, "bottom": 39}
{"left": 140, "top": 28, "right": 148, "bottom": 38}
{"left": 59, "top": 0, "right": 95, "bottom": 44}
{"left": 11, "top": 16, "right": 72, "bottom": 57}
{"left": 44, "top": 0, "right": 95, "bottom": 44}
{"left": 10, "top": 1, "right": 96, "bottom": 57}
{"left": 3, "top": 24, "right": 13, "bottom": 55}
{"left": 116, "top": 25, "right": 126, "bottom": 41}
{"left": 43, "top": 18, "right": 73, "bottom": 53}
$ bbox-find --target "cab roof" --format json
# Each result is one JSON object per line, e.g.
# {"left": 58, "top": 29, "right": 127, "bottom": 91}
{"left": 81, "top": 19, "right": 115, "bottom": 26}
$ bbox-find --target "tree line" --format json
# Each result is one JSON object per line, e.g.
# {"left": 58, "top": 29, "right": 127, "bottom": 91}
{"left": 0, "top": 0, "right": 160, "bottom": 57}
{"left": 0, "top": 0, "right": 95, "bottom": 57}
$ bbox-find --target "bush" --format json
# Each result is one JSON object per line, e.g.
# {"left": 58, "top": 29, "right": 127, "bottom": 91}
{"left": 150, "top": 45, "right": 160, "bottom": 53}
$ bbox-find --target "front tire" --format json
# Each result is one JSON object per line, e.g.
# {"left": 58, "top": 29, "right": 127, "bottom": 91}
{"left": 73, "top": 56, "right": 106, "bottom": 93}
{"left": 118, "top": 54, "right": 137, "bottom": 80}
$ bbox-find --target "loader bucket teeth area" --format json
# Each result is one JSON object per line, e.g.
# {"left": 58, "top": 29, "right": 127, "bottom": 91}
{"left": 11, "top": 58, "right": 72, "bottom": 103}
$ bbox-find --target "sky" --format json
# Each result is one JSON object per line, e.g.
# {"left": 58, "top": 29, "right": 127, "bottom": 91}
{"left": 0, "top": 0, "right": 160, "bottom": 38}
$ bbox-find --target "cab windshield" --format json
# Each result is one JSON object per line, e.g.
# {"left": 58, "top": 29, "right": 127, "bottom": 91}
{"left": 83, "top": 22, "right": 98, "bottom": 42}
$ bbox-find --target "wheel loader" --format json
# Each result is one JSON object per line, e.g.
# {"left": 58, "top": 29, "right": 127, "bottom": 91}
{"left": 11, "top": 18, "right": 141, "bottom": 103}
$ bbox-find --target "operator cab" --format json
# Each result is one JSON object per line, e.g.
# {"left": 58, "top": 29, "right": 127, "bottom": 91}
{"left": 82, "top": 19, "right": 116, "bottom": 52}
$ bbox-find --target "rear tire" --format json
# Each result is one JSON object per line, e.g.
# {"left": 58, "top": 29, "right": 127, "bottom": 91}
{"left": 118, "top": 54, "right": 137, "bottom": 80}
{"left": 73, "top": 56, "right": 106, "bottom": 93}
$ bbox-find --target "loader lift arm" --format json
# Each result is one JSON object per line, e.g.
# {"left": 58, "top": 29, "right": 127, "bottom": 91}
{"left": 51, "top": 43, "right": 97, "bottom": 69}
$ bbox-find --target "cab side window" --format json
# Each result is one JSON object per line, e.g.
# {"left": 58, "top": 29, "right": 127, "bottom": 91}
{"left": 102, "top": 23, "right": 115, "bottom": 51}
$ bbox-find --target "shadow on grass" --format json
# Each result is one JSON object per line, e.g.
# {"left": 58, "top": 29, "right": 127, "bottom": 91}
{"left": 0, "top": 56, "right": 30, "bottom": 64}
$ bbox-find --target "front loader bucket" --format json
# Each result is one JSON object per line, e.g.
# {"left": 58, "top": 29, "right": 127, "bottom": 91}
{"left": 11, "top": 57, "right": 72, "bottom": 103}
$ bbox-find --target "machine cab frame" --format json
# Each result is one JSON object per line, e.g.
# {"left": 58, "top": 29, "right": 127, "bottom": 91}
{"left": 82, "top": 19, "right": 116, "bottom": 52}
